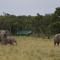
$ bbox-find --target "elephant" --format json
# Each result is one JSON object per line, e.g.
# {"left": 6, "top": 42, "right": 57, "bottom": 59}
{"left": 0, "top": 30, "right": 17, "bottom": 45}
{"left": 54, "top": 34, "right": 60, "bottom": 46}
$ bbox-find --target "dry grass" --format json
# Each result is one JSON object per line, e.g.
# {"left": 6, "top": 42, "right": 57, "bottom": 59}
{"left": 0, "top": 36, "right": 60, "bottom": 60}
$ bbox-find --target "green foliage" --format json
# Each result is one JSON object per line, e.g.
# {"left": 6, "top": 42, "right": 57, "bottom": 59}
{"left": 49, "top": 22, "right": 60, "bottom": 34}
{"left": 55, "top": 7, "right": 60, "bottom": 16}
{"left": 0, "top": 7, "right": 60, "bottom": 37}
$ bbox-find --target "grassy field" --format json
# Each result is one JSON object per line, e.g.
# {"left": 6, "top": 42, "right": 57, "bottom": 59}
{"left": 0, "top": 36, "right": 60, "bottom": 60}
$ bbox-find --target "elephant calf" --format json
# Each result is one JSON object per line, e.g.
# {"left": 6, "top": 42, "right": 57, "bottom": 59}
{"left": 54, "top": 34, "right": 60, "bottom": 46}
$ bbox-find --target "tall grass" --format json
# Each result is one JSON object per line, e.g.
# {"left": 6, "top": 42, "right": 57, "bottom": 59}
{"left": 0, "top": 36, "right": 60, "bottom": 60}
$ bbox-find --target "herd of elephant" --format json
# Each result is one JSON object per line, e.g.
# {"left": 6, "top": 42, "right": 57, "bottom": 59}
{"left": 0, "top": 30, "right": 60, "bottom": 46}
{"left": 0, "top": 30, "right": 17, "bottom": 45}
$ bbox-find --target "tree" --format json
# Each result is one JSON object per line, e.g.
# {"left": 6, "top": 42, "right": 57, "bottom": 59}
{"left": 55, "top": 7, "right": 60, "bottom": 16}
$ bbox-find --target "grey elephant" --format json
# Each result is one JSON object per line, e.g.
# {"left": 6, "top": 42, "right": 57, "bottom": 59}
{"left": 54, "top": 34, "right": 60, "bottom": 46}
{"left": 0, "top": 30, "right": 17, "bottom": 45}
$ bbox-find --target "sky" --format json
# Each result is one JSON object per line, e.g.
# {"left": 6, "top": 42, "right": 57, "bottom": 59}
{"left": 0, "top": 0, "right": 60, "bottom": 16}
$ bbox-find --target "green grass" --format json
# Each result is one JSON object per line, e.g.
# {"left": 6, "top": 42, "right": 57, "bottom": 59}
{"left": 0, "top": 36, "right": 60, "bottom": 60}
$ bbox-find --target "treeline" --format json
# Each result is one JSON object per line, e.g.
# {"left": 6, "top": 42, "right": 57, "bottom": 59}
{"left": 0, "top": 7, "right": 60, "bottom": 37}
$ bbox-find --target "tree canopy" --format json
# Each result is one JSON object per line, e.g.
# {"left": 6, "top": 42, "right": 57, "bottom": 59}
{"left": 0, "top": 7, "right": 60, "bottom": 37}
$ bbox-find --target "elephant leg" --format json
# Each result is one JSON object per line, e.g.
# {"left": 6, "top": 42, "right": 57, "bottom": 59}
{"left": 54, "top": 41, "right": 57, "bottom": 47}
{"left": 57, "top": 42, "right": 59, "bottom": 46}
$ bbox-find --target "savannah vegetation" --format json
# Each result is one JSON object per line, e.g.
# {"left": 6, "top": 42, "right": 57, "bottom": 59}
{"left": 0, "top": 7, "right": 60, "bottom": 60}
{"left": 0, "top": 36, "right": 60, "bottom": 60}
{"left": 0, "top": 7, "right": 60, "bottom": 38}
